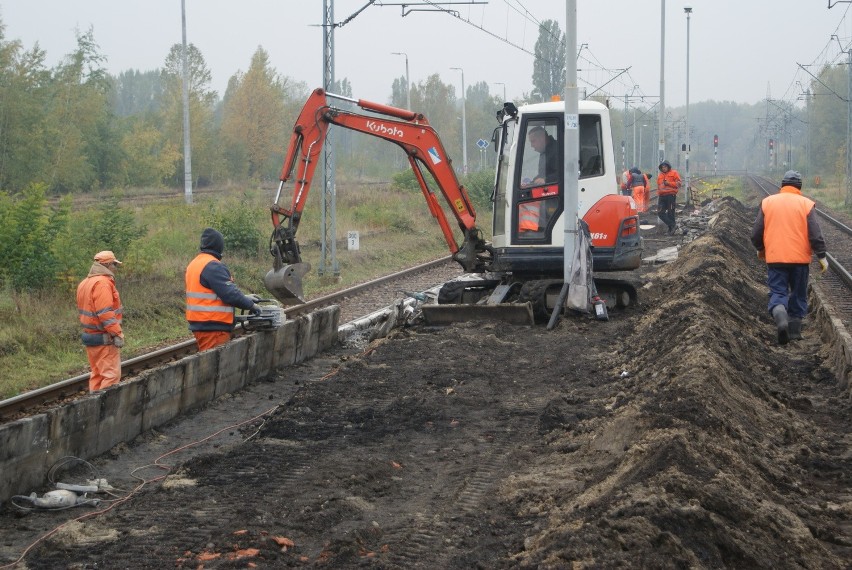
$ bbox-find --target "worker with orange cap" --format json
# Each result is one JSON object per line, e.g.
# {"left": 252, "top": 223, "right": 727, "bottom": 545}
{"left": 76, "top": 251, "right": 125, "bottom": 391}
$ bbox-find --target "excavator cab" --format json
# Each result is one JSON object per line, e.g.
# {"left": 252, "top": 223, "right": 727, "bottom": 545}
{"left": 489, "top": 100, "right": 641, "bottom": 275}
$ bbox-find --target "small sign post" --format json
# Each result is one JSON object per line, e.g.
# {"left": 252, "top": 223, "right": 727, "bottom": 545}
{"left": 347, "top": 231, "right": 360, "bottom": 251}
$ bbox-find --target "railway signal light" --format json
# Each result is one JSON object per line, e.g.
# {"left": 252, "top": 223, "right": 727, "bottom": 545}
{"left": 713, "top": 134, "right": 718, "bottom": 147}
{"left": 769, "top": 139, "right": 774, "bottom": 150}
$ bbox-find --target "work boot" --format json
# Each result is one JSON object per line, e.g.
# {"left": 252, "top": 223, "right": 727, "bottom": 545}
{"left": 772, "top": 305, "right": 789, "bottom": 345}
{"left": 789, "top": 318, "right": 803, "bottom": 341}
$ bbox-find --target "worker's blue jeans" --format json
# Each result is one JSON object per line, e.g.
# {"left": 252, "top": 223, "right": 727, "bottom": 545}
{"left": 766, "top": 263, "right": 810, "bottom": 319}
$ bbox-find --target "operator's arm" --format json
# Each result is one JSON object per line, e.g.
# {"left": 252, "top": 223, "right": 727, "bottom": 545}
{"left": 750, "top": 207, "right": 766, "bottom": 251}
{"left": 806, "top": 207, "right": 827, "bottom": 259}
{"left": 200, "top": 262, "right": 256, "bottom": 310}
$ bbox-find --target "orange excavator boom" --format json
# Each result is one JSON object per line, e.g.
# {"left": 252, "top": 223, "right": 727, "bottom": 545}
{"left": 265, "top": 88, "right": 491, "bottom": 305}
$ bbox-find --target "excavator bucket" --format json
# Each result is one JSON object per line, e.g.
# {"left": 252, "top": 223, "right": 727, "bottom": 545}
{"left": 263, "top": 262, "right": 311, "bottom": 306}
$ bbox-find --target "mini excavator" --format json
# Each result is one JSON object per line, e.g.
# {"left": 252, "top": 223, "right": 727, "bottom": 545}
{"left": 264, "top": 88, "right": 642, "bottom": 324}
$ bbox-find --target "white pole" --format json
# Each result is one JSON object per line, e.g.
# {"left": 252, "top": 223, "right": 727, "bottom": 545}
{"left": 392, "top": 52, "right": 410, "bottom": 109}
{"left": 180, "top": 0, "right": 192, "bottom": 204}
{"left": 563, "top": 0, "right": 579, "bottom": 291}
{"left": 658, "top": 0, "right": 666, "bottom": 164}
{"left": 548, "top": 0, "right": 579, "bottom": 329}
{"left": 684, "top": 6, "right": 692, "bottom": 206}
{"left": 494, "top": 82, "right": 506, "bottom": 102}
{"left": 451, "top": 67, "right": 468, "bottom": 175}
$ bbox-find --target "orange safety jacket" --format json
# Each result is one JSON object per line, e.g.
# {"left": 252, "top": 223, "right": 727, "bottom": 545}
{"left": 621, "top": 170, "right": 645, "bottom": 191}
{"left": 657, "top": 170, "right": 681, "bottom": 196}
{"left": 77, "top": 273, "right": 123, "bottom": 338}
{"left": 185, "top": 253, "right": 235, "bottom": 327}
{"left": 760, "top": 186, "right": 815, "bottom": 264}
{"left": 518, "top": 202, "right": 541, "bottom": 232}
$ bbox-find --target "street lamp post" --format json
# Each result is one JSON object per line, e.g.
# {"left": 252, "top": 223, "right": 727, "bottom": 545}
{"left": 450, "top": 67, "right": 468, "bottom": 175}
{"left": 684, "top": 6, "right": 692, "bottom": 207}
{"left": 493, "top": 81, "right": 506, "bottom": 102}
{"left": 391, "top": 52, "right": 411, "bottom": 110}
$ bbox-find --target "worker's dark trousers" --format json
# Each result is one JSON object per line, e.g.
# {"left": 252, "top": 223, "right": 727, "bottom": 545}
{"left": 657, "top": 194, "right": 677, "bottom": 230}
{"left": 766, "top": 263, "right": 810, "bottom": 319}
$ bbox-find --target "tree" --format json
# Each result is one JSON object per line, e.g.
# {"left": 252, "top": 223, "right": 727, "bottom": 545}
{"left": 118, "top": 118, "right": 181, "bottom": 187}
{"left": 809, "top": 64, "right": 846, "bottom": 177}
{"left": 463, "top": 81, "right": 502, "bottom": 172}
{"left": 110, "top": 69, "right": 164, "bottom": 117}
{"left": 532, "top": 19, "right": 565, "bottom": 103}
{"left": 160, "top": 43, "right": 221, "bottom": 186}
{"left": 412, "top": 74, "right": 460, "bottom": 157}
{"left": 43, "top": 27, "right": 118, "bottom": 192}
{"left": 0, "top": 18, "right": 53, "bottom": 193}
{"left": 220, "top": 47, "right": 288, "bottom": 179}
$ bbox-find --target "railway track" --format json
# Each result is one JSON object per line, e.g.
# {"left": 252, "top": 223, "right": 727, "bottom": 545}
{"left": 0, "top": 257, "right": 461, "bottom": 421}
{"left": 747, "top": 174, "right": 852, "bottom": 331}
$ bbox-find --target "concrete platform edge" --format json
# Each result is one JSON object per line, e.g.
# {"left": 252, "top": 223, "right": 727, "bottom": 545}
{"left": 0, "top": 306, "right": 339, "bottom": 503}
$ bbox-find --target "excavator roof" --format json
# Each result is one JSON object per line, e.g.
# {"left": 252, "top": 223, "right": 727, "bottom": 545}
{"left": 519, "top": 100, "right": 608, "bottom": 114}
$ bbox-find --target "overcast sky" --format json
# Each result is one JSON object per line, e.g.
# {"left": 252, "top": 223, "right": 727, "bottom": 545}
{"left": 2, "top": 1, "right": 851, "bottom": 109}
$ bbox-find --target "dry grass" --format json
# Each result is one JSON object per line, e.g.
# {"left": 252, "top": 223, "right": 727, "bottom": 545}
{"left": 0, "top": 179, "right": 452, "bottom": 399}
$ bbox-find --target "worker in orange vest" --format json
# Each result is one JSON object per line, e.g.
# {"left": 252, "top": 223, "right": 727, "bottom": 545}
{"left": 751, "top": 170, "right": 827, "bottom": 344}
{"left": 77, "top": 250, "right": 125, "bottom": 391}
{"left": 185, "top": 228, "right": 262, "bottom": 351}
{"left": 656, "top": 160, "right": 682, "bottom": 234}
{"left": 620, "top": 166, "right": 648, "bottom": 212}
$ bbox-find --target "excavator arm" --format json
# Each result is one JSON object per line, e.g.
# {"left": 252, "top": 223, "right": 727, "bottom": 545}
{"left": 265, "top": 87, "right": 492, "bottom": 305}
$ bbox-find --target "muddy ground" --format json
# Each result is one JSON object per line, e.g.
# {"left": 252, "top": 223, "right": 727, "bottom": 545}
{"left": 1, "top": 197, "right": 850, "bottom": 569}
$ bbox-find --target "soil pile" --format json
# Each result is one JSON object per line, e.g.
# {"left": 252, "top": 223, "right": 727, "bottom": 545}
{"left": 5, "top": 198, "right": 850, "bottom": 569}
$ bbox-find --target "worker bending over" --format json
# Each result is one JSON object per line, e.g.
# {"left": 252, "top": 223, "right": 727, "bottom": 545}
{"left": 185, "top": 228, "right": 262, "bottom": 351}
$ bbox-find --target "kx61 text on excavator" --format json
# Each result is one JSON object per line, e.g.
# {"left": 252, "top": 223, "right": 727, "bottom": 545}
{"left": 263, "top": 87, "right": 642, "bottom": 324}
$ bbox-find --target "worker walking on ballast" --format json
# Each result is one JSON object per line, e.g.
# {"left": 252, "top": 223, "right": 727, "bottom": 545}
{"left": 751, "top": 170, "right": 827, "bottom": 345}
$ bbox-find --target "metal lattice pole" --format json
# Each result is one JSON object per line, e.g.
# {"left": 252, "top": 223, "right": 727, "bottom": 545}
{"left": 847, "top": 49, "right": 852, "bottom": 207}
{"left": 321, "top": 0, "right": 339, "bottom": 276}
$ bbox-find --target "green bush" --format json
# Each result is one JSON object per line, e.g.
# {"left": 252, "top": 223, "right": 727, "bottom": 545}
{"left": 461, "top": 170, "right": 495, "bottom": 212}
{"left": 0, "top": 184, "right": 70, "bottom": 291}
{"left": 391, "top": 167, "right": 494, "bottom": 214}
{"left": 207, "top": 195, "right": 263, "bottom": 256}
{"left": 88, "top": 197, "right": 148, "bottom": 256}
{"left": 391, "top": 168, "right": 419, "bottom": 192}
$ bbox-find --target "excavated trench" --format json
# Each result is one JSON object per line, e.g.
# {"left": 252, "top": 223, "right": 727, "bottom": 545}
{"left": 1, "top": 197, "right": 849, "bottom": 569}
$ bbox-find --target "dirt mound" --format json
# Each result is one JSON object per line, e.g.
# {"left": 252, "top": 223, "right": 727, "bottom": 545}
{"left": 504, "top": 198, "right": 850, "bottom": 568}
{"left": 10, "top": 198, "right": 850, "bottom": 569}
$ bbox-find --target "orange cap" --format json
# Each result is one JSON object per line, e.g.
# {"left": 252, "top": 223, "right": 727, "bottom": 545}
{"left": 94, "top": 251, "right": 122, "bottom": 265}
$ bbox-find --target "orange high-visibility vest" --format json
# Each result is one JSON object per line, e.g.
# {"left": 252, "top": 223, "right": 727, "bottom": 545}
{"left": 761, "top": 186, "right": 815, "bottom": 264}
{"left": 185, "top": 253, "right": 234, "bottom": 326}
{"left": 518, "top": 202, "right": 540, "bottom": 232}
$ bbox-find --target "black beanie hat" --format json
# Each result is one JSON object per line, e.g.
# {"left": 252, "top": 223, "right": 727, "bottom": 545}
{"left": 200, "top": 227, "right": 224, "bottom": 257}
{"left": 781, "top": 170, "right": 802, "bottom": 189}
